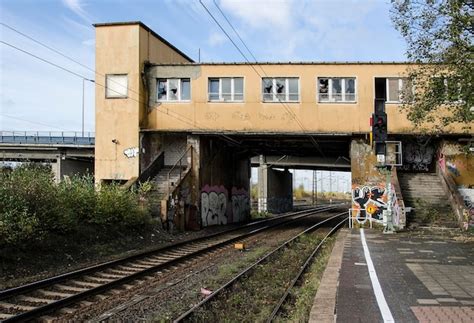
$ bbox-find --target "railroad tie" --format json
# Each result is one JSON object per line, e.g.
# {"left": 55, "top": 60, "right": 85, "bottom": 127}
{"left": 0, "top": 301, "right": 36, "bottom": 311}
{"left": 17, "top": 295, "right": 56, "bottom": 304}
{"left": 37, "top": 289, "right": 75, "bottom": 298}
{"left": 69, "top": 280, "right": 102, "bottom": 288}
{"left": 55, "top": 284, "right": 89, "bottom": 292}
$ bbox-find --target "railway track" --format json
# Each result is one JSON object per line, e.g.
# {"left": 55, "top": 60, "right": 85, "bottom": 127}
{"left": 0, "top": 204, "right": 346, "bottom": 322}
{"left": 173, "top": 212, "right": 347, "bottom": 322}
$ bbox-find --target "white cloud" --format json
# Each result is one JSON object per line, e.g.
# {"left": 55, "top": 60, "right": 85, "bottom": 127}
{"left": 220, "top": 0, "right": 294, "bottom": 30}
{"left": 62, "top": 0, "right": 91, "bottom": 23}
{"left": 208, "top": 31, "right": 227, "bottom": 47}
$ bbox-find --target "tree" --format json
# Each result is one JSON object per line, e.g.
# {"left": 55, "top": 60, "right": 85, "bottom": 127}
{"left": 391, "top": 0, "right": 473, "bottom": 130}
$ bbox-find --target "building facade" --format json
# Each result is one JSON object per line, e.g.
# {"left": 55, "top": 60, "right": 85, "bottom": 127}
{"left": 95, "top": 22, "right": 473, "bottom": 230}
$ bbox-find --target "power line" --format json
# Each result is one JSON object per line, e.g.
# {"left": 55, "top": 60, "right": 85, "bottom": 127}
{"left": 201, "top": 0, "right": 324, "bottom": 156}
{"left": 0, "top": 22, "right": 142, "bottom": 99}
{"left": 212, "top": 0, "right": 258, "bottom": 63}
{"left": 0, "top": 40, "right": 94, "bottom": 82}
{"left": 0, "top": 39, "right": 240, "bottom": 145}
{"left": 1, "top": 114, "right": 74, "bottom": 131}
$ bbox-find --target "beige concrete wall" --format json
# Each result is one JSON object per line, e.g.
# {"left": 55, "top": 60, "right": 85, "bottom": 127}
{"left": 95, "top": 23, "right": 192, "bottom": 182}
{"left": 147, "top": 64, "right": 472, "bottom": 134}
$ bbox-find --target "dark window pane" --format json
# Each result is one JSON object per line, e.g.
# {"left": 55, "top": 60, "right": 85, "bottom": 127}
{"left": 181, "top": 79, "right": 190, "bottom": 100}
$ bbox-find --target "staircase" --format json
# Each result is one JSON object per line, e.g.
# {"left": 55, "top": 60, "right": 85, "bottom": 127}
{"left": 398, "top": 172, "right": 458, "bottom": 228}
{"left": 151, "top": 166, "right": 184, "bottom": 200}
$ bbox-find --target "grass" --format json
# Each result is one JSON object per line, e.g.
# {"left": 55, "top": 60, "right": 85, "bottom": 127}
{"left": 277, "top": 236, "right": 336, "bottom": 322}
{"left": 190, "top": 233, "right": 326, "bottom": 322}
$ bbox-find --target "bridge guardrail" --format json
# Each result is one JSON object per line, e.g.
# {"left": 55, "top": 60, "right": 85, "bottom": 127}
{"left": 0, "top": 131, "right": 95, "bottom": 145}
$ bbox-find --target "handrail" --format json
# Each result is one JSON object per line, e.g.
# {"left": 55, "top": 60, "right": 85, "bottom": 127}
{"left": 167, "top": 145, "right": 193, "bottom": 197}
{"left": 436, "top": 162, "right": 468, "bottom": 227}
{"left": 0, "top": 131, "right": 95, "bottom": 145}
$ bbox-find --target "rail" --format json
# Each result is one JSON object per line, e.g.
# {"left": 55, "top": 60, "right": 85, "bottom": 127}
{"left": 173, "top": 211, "right": 347, "bottom": 322}
{"left": 167, "top": 145, "right": 193, "bottom": 196}
{"left": 0, "top": 205, "right": 344, "bottom": 322}
{"left": 0, "top": 131, "right": 95, "bottom": 145}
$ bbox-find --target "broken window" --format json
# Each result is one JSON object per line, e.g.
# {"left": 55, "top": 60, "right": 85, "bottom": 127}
{"left": 158, "top": 79, "right": 167, "bottom": 100}
{"left": 375, "top": 77, "right": 413, "bottom": 103}
{"left": 156, "top": 78, "right": 191, "bottom": 101}
{"left": 106, "top": 74, "right": 128, "bottom": 98}
{"left": 317, "top": 77, "right": 356, "bottom": 102}
{"left": 208, "top": 77, "right": 244, "bottom": 102}
{"left": 262, "top": 77, "right": 299, "bottom": 102}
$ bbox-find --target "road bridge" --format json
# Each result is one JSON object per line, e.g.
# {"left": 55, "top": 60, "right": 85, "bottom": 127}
{"left": 0, "top": 131, "right": 94, "bottom": 181}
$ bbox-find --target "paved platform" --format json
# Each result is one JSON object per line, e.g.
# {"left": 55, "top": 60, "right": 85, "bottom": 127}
{"left": 310, "top": 228, "right": 474, "bottom": 322}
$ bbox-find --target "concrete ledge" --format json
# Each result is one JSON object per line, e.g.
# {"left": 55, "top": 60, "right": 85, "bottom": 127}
{"left": 308, "top": 228, "right": 348, "bottom": 323}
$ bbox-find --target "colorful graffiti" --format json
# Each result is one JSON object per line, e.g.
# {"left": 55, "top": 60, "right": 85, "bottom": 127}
{"left": 201, "top": 185, "right": 228, "bottom": 226}
{"left": 231, "top": 187, "right": 250, "bottom": 223}
{"left": 352, "top": 183, "right": 403, "bottom": 227}
{"left": 446, "top": 161, "right": 460, "bottom": 177}
{"left": 402, "top": 141, "right": 435, "bottom": 172}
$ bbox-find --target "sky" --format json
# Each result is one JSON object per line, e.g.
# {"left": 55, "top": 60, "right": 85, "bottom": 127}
{"left": 0, "top": 0, "right": 408, "bottom": 191}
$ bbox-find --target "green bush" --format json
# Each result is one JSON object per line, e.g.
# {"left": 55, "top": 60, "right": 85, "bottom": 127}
{"left": 0, "top": 164, "right": 152, "bottom": 247}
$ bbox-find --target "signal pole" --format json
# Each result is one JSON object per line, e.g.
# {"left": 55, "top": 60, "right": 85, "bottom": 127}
{"left": 372, "top": 98, "right": 394, "bottom": 234}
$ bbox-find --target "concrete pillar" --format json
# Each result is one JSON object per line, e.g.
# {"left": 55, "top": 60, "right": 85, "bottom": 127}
{"left": 51, "top": 157, "right": 94, "bottom": 183}
{"left": 258, "top": 155, "right": 268, "bottom": 213}
{"left": 258, "top": 155, "right": 293, "bottom": 214}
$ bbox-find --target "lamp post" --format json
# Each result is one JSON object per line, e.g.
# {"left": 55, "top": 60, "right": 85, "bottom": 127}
{"left": 82, "top": 78, "right": 95, "bottom": 137}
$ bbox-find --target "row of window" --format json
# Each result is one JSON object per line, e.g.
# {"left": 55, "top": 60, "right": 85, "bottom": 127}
{"left": 105, "top": 74, "right": 411, "bottom": 103}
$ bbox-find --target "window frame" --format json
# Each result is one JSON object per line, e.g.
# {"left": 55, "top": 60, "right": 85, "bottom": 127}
{"left": 374, "top": 76, "right": 414, "bottom": 104}
{"left": 261, "top": 77, "right": 300, "bottom": 103}
{"left": 105, "top": 74, "right": 128, "bottom": 99}
{"left": 156, "top": 78, "right": 191, "bottom": 102}
{"left": 207, "top": 77, "right": 245, "bottom": 102}
{"left": 316, "top": 77, "right": 357, "bottom": 103}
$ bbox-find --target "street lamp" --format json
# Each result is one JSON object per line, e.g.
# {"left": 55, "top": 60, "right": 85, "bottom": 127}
{"left": 82, "top": 78, "right": 95, "bottom": 137}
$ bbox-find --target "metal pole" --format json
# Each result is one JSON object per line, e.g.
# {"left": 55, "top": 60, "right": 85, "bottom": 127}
{"left": 82, "top": 78, "right": 85, "bottom": 137}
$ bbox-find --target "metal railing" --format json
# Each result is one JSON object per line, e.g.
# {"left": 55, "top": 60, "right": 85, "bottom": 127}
{"left": 167, "top": 145, "right": 193, "bottom": 196}
{"left": 0, "top": 131, "right": 95, "bottom": 145}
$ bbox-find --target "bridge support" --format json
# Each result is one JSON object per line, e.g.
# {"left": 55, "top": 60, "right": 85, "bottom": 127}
{"left": 52, "top": 157, "right": 94, "bottom": 183}
{"left": 257, "top": 156, "right": 293, "bottom": 214}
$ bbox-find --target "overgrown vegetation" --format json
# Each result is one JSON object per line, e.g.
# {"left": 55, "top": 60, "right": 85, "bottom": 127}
{"left": 391, "top": 0, "right": 473, "bottom": 128}
{"left": 0, "top": 164, "right": 154, "bottom": 247}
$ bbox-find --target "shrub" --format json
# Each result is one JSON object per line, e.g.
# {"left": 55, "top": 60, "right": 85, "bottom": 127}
{"left": 0, "top": 164, "right": 152, "bottom": 247}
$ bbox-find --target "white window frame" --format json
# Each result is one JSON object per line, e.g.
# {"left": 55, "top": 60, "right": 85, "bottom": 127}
{"left": 262, "top": 77, "right": 300, "bottom": 103}
{"left": 208, "top": 77, "right": 244, "bottom": 102}
{"left": 317, "top": 77, "right": 357, "bottom": 103}
{"left": 442, "top": 77, "right": 463, "bottom": 104}
{"left": 105, "top": 74, "right": 128, "bottom": 99}
{"left": 156, "top": 78, "right": 191, "bottom": 102}
{"left": 385, "top": 78, "right": 405, "bottom": 103}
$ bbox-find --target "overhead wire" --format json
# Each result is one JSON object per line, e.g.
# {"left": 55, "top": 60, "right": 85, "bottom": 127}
{"left": 203, "top": 0, "right": 324, "bottom": 156}
{"left": 0, "top": 39, "right": 240, "bottom": 145}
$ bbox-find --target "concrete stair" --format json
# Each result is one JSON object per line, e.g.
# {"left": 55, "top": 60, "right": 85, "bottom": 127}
{"left": 398, "top": 172, "right": 458, "bottom": 228}
{"left": 151, "top": 166, "right": 185, "bottom": 200}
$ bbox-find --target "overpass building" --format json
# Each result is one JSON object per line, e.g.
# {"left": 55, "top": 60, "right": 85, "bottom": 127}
{"left": 94, "top": 22, "right": 473, "bottom": 230}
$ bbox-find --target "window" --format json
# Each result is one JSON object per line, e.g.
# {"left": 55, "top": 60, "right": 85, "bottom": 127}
{"left": 375, "top": 77, "right": 413, "bottom": 103}
{"left": 157, "top": 78, "right": 191, "bottom": 101}
{"left": 106, "top": 74, "right": 128, "bottom": 98}
{"left": 317, "top": 77, "right": 356, "bottom": 102}
{"left": 431, "top": 77, "right": 462, "bottom": 103}
{"left": 262, "top": 77, "right": 299, "bottom": 102}
{"left": 208, "top": 77, "right": 244, "bottom": 101}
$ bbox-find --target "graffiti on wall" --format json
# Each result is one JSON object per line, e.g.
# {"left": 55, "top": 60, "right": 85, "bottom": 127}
{"left": 402, "top": 141, "right": 435, "bottom": 172}
{"left": 458, "top": 188, "right": 474, "bottom": 227}
{"left": 231, "top": 187, "right": 250, "bottom": 223}
{"left": 446, "top": 161, "right": 460, "bottom": 177}
{"left": 352, "top": 184, "right": 403, "bottom": 226}
{"left": 201, "top": 185, "right": 228, "bottom": 226}
{"left": 123, "top": 147, "right": 139, "bottom": 158}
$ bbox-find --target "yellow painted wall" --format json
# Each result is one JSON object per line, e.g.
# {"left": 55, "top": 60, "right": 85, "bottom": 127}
{"left": 147, "top": 64, "right": 472, "bottom": 134}
{"left": 95, "top": 23, "right": 191, "bottom": 182}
